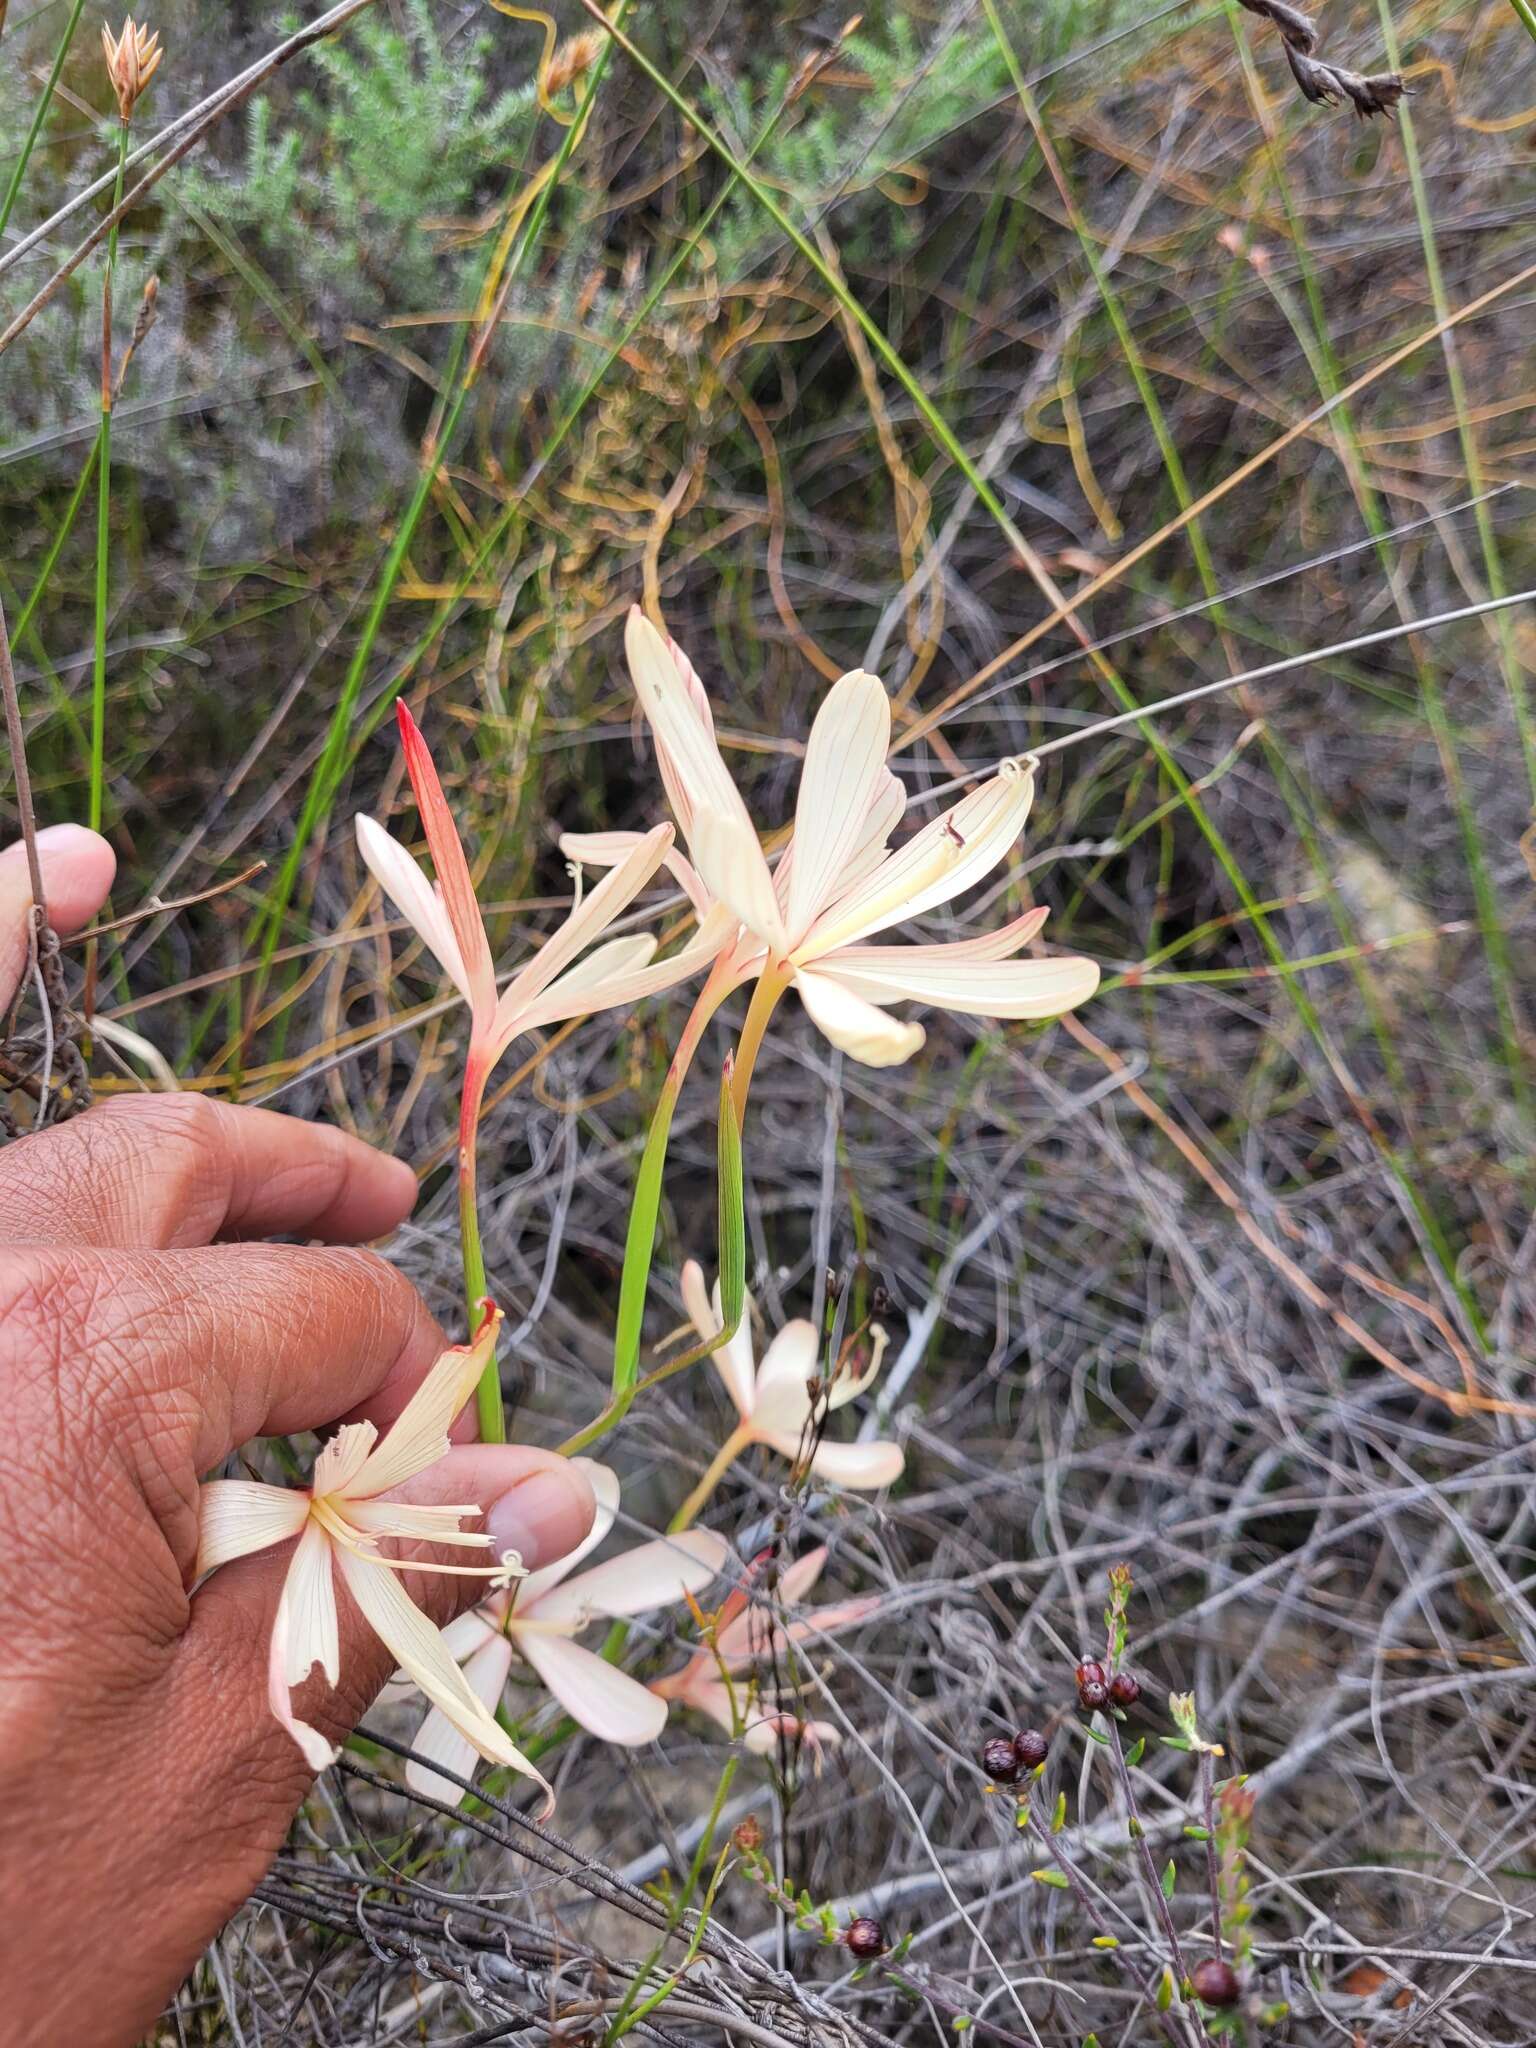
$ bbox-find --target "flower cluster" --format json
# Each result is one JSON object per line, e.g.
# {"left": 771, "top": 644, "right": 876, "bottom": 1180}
{"left": 194, "top": 610, "right": 1099, "bottom": 1809}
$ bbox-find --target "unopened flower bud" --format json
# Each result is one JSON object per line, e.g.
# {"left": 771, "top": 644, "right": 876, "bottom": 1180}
{"left": 1074, "top": 1657, "right": 1106, "bottom": 1690}
{"left": 732, "top": 1815, "right": 764, "bottom": 1854}
{"left": 844, "top": 1916, "right": 886, "bottom": 1960}
{"left": 1077, "top": 1679, "right": 1110, "bottom": 1712}
{"left": 1013, "top": 1728, "right": 1049, "bottom": 1770}
{"left": 101, "top": 16, "right": 163, "bottom": 121}
{"left": 1190, "top": 1958, "right": 1240, "bottom": 2007}
{"left": 981, "top": 1736, "right": 1022, "bottom": 1784}
{"left": 1108, "top": 1671, "right": 1141, "bottom": 1708}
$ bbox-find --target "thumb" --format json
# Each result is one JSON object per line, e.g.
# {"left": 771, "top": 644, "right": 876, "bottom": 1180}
{"left": 0, "top": 825, "right": 116, "bottom": 1013}
{"left": 180, "top": 1446, "right": 595, "bottom": 1794}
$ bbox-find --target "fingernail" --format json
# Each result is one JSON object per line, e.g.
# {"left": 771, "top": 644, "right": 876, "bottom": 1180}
{"left": 486, "top": 1462, "right": 594, "bottom": 1573}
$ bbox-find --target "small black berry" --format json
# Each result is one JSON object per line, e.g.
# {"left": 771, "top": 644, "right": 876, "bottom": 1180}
{"left": 982, "top": 1736, "right": 1023, "bottom": 1784}
{"left": 1077, "top": 1679, "right": 1110, "bottom": 1712}
{"left": 1190, "top": 1958, "right": 1240, "bottom": 2008}
{"left": 1074, "top": 1657, "right": 1107, "bottom": 1690}
{"left": 1108, "top": 1671, "right": 1141, "bottom": 1709}
{"left": 1013, "top": 1728, "right": 1050, "bottom": 1770}
{"left": 845, "top": 1917, "right": 886, "bottom": 1960}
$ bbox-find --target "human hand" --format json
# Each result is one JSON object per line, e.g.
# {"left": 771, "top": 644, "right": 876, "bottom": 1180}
{"left": 0, "top": 828, "right": 596, "bottom": 2046}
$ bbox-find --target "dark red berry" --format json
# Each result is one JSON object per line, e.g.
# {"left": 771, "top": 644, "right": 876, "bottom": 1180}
{"left": 1074, "top": 1658, "right": 1107, "bottom": 1690}
{"left": 1108, "top": 1671, "right": 1141, "bottom": 1708}
{"left": 1190, "top": 1958, "right": 1240, "bottom": 2008}
{"left": 982, "top": 1736, "right": 1023, "bottom": 1783}
{"left": 1013, "top": 1728, "right": 1049, "bottom": 1770}
{"left": 1077, "top": 1679, "right": 1110, "bottom": 1712}
{"left": 845, "top": 1917, "right": 886, "bottom": 1960}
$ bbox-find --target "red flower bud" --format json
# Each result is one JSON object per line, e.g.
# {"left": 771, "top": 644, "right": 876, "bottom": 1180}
{"left": 981, "top": 1736, "right": 1023, "bottom": 1784}
{"left": 1190, "top": 1958, "right": 1240, "bottom": 2007}
{"left": 844, "top": 1917, "right": 886, "bottom": 1960}
{"left": 1012, "top": 1728, "right": 1049, "bottom": 1770}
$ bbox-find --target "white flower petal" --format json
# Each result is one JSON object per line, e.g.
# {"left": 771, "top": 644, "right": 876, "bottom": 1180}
{"left": 530, "top": 1530, "right": 729, "bottom": 1628}
{"left": 561, "top": 829, "right": 715, "bottom": 922}
{"left": 277, "top": 1517, "right": 340, "bottom": 1688}
{"left": 335, "top": 1544, "right": 552, "bottom": 1811}
{"left": 518, "top": 920, "right": 728, "bottom": 1033}
{"left": 803, "top": 758, "right": 1035, "bottom": 956}
{"left": 356, "top": 813, "right": 479, "bottom": 1017}
{"left": 825, "top": 1323, "right": 888, "bottom": 1411}
{"left": 820, "top": 950, "right": 1100, "bottom": 1021}
{"left": 512, "top": 1459, "right": 621, "bottom": 1608}
{"left": 489, "top": 825, "right": 673, "bottom": 1054}
{"left": 405, "top": 1633, "right": 514, "bottom": 1805}
{"left": 544, "top": 932, "right": 658, "bottom": 999}
{"left": 748, "top": 1319, "right": 821, "bottom": 1440}
{"left": 196, "top": 1479, "right": 309, "bottom": 1578}
{"left": 806, "top": 1437, "right": 906, "bottom": 1489}
{"left": 515, "top": 1629, "right": 668, "bottom": 1746}
{"left": 793, "top": 969, "right": 925, "bottom": 1068}
{"left": 690, "top": 808, "right": 787, "bottom": 953}
{"left": 786, "top": 670, "right": 892, "bottom": 946}
{"left": 349, "top": 1311, "right": 501, "bottom": 1502}
{"left": 627, "top": 610, "right": 745, "bottom": 841}
{"left": 680, "top": 1264, "right": 756, "bottom": 1420}
{"left": 311, "top": 1420, "right": 378, "bottom": 1498}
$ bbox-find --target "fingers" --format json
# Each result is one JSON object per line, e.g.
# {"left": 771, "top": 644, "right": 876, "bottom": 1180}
{"left": 0, "top": 823, "right": 116, "bottom": 1012}
{"left": 0, "top": 1241, "right": 450, "bottom": 1516}
{"left": 175, "top": 1447, "right": 596, "bottom": 1802}
{"left": 0, "top": 1093, "right": 419, "bottom": 1249}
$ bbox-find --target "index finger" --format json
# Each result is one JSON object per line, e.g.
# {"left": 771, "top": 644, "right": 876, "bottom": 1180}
{"left": 0, "top": 1094, "right": 419, "bottom": 1249}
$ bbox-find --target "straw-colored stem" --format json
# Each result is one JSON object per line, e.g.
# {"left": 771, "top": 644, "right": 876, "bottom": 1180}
{"left": 670, "top": 1423, "right": 752, "bottom": 1534}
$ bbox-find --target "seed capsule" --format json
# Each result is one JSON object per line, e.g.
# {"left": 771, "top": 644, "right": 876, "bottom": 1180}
{"left": 1077, "top": 1679, "right": 1110, "bottom": 1712}
{"left": 981, "top": 1736, "right": 1023, "bottom": 1784}
{"left": 1074, "top": 1658, "right": 1107, "bottom": 1690}
{"left": 1013, "top": 1728, "right": 1050, "bottom": 1770}
{"left": 1108, "top": 1671, "right": 1141, "bottom": 1708}
{"left": 845, "top": 1917, "right": 887, "bottom": 1960}
{"left": 1190, "top": 1958, "right": 1240, "bottom": 2007}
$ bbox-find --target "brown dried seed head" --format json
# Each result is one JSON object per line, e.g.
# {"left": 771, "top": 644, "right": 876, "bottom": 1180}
{"left": 546, "top": 30, "right": 603, "bottom": 96}
{"left": 101, "top": 16, "right": 163, "bottom": 121}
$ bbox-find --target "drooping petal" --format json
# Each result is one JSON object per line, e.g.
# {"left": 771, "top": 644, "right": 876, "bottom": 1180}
{"left": 348, "top": 1309, "right": 501, "bottom": 1502}
{"left": 267, "top": 1518, "right": 341, "bottom": 1771}
{"left": 658, "top": 632, "right": 719, "bottom": 838}
{"left": 690, "top": 809, "right": 787, "bottom": 954}
{"left": 681, "top": 1262, "right": 756, "bottom": 1420}
{"left": 405, "top": 1632, "right": 514, "bottom": 1804}
{"left": 561, "top": 828, "right": 714, "bottom": 922}
{"left": 512, "top": 1459, "right": 621, "bottom": 1608}
{"left": 528, "top": 1530, "right": 729, "bottom": 1628}
{"left": 748, "top": 1319, "right": 821, "bottom": 1441}
{"left": 669, "top": 1671, "right": 740, "bottom": 1736}
{"left": 356, "top": 814, "right": 479, "bottom": 1015}
{"left": 802, "top": 758, "right": 1036, "bottom": 957}
{"left": 488, "top": 825, "right": 673, "bottom": 1055}
{"left": 785, "top": 670, "right": 892, "bottom": 947}
{"left": 196, "top": 1479, "right": 309, "bottom": 1578}
{"left": 803, "top": 1437, "right": 906, "bottom": 1489}
{"left": 393, "top": 704, "right": 498, "bottom": 1028}
{"left": 311, "top": 1420, "right": 379, "bottom": 1498}
{"left": 513, "top": 1627, "right": 668, "bottom": 1746}
{"left": 903, "top": 903, "right": 1049, "bottom": 963}
{"left": 438, "top": 1605, "right": 503, "bottom": 1667}
{"left": 819, "top": 950, "right": 1100, "bottom": 1022}
{"left": 335, "top": 1543, "right": 553, "bottom": 1812}
{"left": 793, "top": 969, "right": 925, "bottom": 1069}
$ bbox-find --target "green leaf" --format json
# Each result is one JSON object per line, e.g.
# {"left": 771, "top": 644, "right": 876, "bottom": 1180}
{"left": 612, "top": 1086, "right": 678, "bottom": 1399}
{"left": 1183, "top": 1825, "right": 1212, "bottom": 1841}
{"left": 1156, "top": 1966, "right": 1175, "bottom": 2011}
{"left": 717, "top": 1055, "right": 745, "bottom": 1333}
{"left": 1160, "top": 1858, "right": 1177, "bottom": 1900}
{"left": 1091, "top": 1937, "right": 1119, "bottom": 1951}
{"left": 1051, "top": 1792, "right": 1067, "bottom": 1834}
{"left": 1030, "top": 1868, "right": 1069, "bottom": 1889}
{"left": 1084, "top": 1722, "right": 1110, "bottom": 1746}
{"left": 1124, "top": 1736, "right": 1145, "bottom": 1767}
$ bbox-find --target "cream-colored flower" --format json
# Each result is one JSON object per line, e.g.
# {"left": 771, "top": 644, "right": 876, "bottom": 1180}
{"left": 681, "top": 1263, "right": 904, "bottom": 1489}
{"left": 565, "top": 610, "right": 1098, "bottom": 1068}
{"left": 194, "top": 1307, "right": 557, "bottom": 1810}
{"left": 651, "top": 1546, "right": 877, "bottom": 1752}
{"left": 401, "top": 1462, "right": 727, "bottom": 1802}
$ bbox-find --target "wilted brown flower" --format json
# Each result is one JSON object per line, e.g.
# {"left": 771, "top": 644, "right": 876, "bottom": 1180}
{"left": 546, "top": 30, "right": 603, "bottom": 97}
{"left": 101, "top": 16, "right": 162, "bottom": 122}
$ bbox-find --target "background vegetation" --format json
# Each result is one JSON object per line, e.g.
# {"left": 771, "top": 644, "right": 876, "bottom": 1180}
{"left": 3, "top": 0, "right": 1535, "bottom": 2039}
